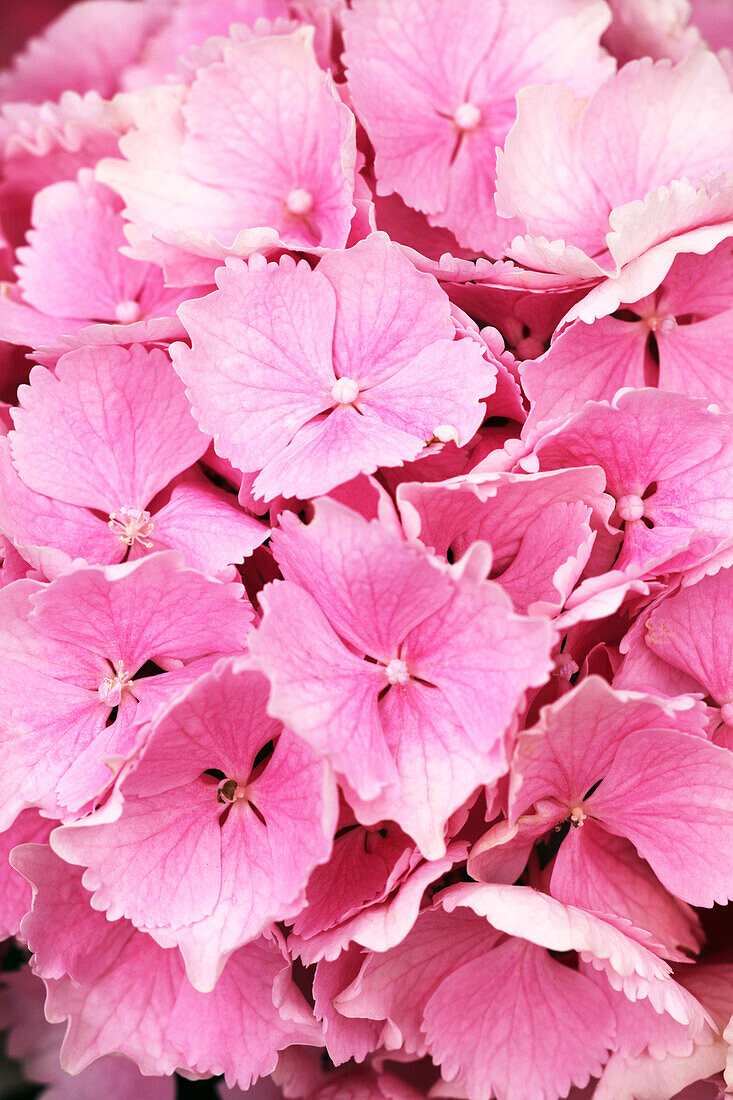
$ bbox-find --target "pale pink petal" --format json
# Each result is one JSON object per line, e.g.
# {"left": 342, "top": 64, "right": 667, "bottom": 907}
{"left": 174, "top": 256, "right": 338, "bottom": 475}
{"left": 509, "top": 676, "right": 706, "bottom": 822}
{"left": 0, "top": 811, "right": 52, "bottom": 938}
{"left": 30, "top": 551, "right": 252, "bottom": 671}
{"left": 442, "top": 884, "right": 707, "bottom": 1024}
{"left": 10, "top": 345, "right": 208, "bottom": 513}
{"left": 643, "top": 566, "right": 733, "bottom": 720}
{"left": 251, "top": 580, "right": 397, "bottom": 801}
{"left": 580, "top": 52, "right": 733, "bottom": 212}
{"left": 270, "top": 500, "right": 453, "bottom": 659}
{"left": 550, "top": 820, "right": 704, "bottom": 959}
{"left": 589, "top": 727, "right": 733, "bottom": 905}
{"left": 148, "top": 470, "right": 268, "bottom": 575}
{"left": 343, "top": 0, "right": 612, "bottom": 253}
{"left": 422, "top": 937, "right": 615, "bottom": 1100}
{"left": 0, "top": 436, "right": 121, "bottom": 572}
{"left": 313, "top": 947, "right": 382, "bottom": 1065}
{"left": 522, "top": 316, "right": 649, "bottom": 432}
{"left": 99, "top": 30, "right": 356, "bottom": 264}
{"left": 334, "top": 906, "right": 499, "bottom": 1056}
{"left": 398, "top": 466, "right": 613, "bottom": 571}
{"left": 13, "top": 845, "right": 321, "bottom": 1084}
{"left": 0, "top": 1, "right": 166, "bottom": 104}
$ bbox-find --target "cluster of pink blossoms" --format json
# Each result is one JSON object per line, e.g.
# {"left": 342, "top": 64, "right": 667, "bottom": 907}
{"left": 2, "top": 1, "right": 733, "bottom": 1098}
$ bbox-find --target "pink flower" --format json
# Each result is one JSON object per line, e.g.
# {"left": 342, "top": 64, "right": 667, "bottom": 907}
{"left": 173, "top": 235, "right": 492, "bottom": 501}
{"left": 342, "top": 0, "right": 613, "bottom": 255}
{"left": 11, "top": 844, "right": 322, "bottom": 1087}
{"left": 98, "top": 28, "right": 357, "bottom": 282}
{"left": 251, "top": 499, "right": 554, "bottom": 857}
{"left": 0, "top": 552, "right": 252, "bottom": 826}
{"left": 1, "top": 343, "right": 266, "bottom": 575}
{"left": 51, "top": 658, "right": 338, "bottom": 991}
{"left": 496, "top": 51, "right": 733, "bottom": 319}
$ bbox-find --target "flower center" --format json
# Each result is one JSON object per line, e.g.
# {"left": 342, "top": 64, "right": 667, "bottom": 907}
{"left": 217, "top": 777, "right": 248, "bottom": 804}
{"left": 331, "top": 377, "right": 360, "bottom": 405}
{"left": 453, "top": 102, "right": 481, "bottom": 131}
{"left": 721, "top": 702, "right": 733, "bottom": 727}
{"left": 384, "top": 657, "right": 411, "bottom": 686}
{"left": 647, "top": 313, "right": 677, "bottom": 337}
{"left": 109, "top": 507, "right": 154, "bottom": 548}
{"left": 616, "top": 494, "right": 645, "bottom": 523}
{"left": 568, "top": 804, "right": 586, "bottom": 828}
{"left": 98, "top": 659, "right": 134, "bottom": 705}
{"left": 285, "top": 188, "right": 314, "bottom": 216}
{"left": 115, "top": 299, "right": 142, "bottom": 324}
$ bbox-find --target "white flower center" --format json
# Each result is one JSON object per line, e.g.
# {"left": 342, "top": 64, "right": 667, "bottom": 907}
{"left": 331, "top": 377, "right": 360, "bottom": 405}
{"left": 109, "top": 507, "right": 154, "bottom": 548}
{"left": 616, "top": 494, "right": 645, "bottom": 523}
{"left": 98, "top": 659, "right": 134, "bottom": 705}
{"left": 115, "top": 300, "right": 142, "bottom": 324}
{"left": 384, "top": 658, "right": 410, "bottom": 686}
{"left": 433, "top": 424, "right": 459, "bottom": 444}
{"left": 453, "top": 102, "right": 481, "bottom": 131}
{"left": 285, "top": 188, "right": 314, "bottom": 216}
{"left": 647, "top": 313, "right": 677, "bottom": 337}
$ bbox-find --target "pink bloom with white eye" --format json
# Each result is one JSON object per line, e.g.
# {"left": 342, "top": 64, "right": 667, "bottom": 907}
{"left": 97, "top": 29, "right": 356, "bottom": 282}
{"left": 398, "top": 466, "right": 615, "bottom": 616}
{"left": 617, "top": 565, "right": 733, "bottom": 746}
{"left": 502, "top": 676, "right": 733, "bottom": 909}
{"left": 0, "top": 552, "right": 253, "bottom": 828}
{"left": 0, "top": 343, "right": 266, "bottom": 575}
{"left": 342, "top": 0, "right": 613, "bottom": 255}
{"left": 173, "top": 235, "right": 492, "bottom": 502}
{"left": 496, "top": 51, "right": 733, "bottom": 320}
{"left": 51, "top": 659, "right": 338, "bottom": 992}
{"left": 531, "top": 388, "right": 733, "bottom": 576}
{"left": 11, "top": 844, "right": 323, "bottom": 1087}
{"left": 250, "top": 499, "right": 554, "bottom": 859}
{"left": 0, "top": 172, "right": 210, "bottom": 360}
{"left": 522, "top": 239, "right": 733, "bottom": 430}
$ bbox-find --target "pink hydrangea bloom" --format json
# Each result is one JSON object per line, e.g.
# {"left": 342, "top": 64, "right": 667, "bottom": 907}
{"left": 0, "top": 343, "right": 266, "bottom": 575}
{"left": 531, "top": 388, "right": 733, "bottom": 575}
{"left": 342, "top": 0, "right": 614, "bottom": 255}
{"left": 496, "top": 51, "right": 733, "bottom": 319}
{"left": 503, "top": 676, "right": 733, "bottom": 909}
{"left": 2, "top": 2, "right": 733, "bottom": 1095}
{"left": 522, "top": 240, "right": 733, "bottom": 430}
{"left": 616, "top": 564, "right": 733, "bottom": 745}
{"left": 0, "top": 171, "right": 207, "bottom": 360}
{"left": 398, "top": 466, "right": 615, "bottom": 616}
{"left": 0, "top": 964, "right": 176, "bottom": 1099}
{"left": 251, "top": 499, "right": 554, "bottom": 857}
{"left": 98, "top": 28, "right": 357, "bottom": 282}
{"left": 0, "top": 552, "right": 252, "bottom": 825}
{"left": 51, "top": 658, "right": 338, "bottom": 990}
{"left": 173, "top": 235, "right": 492, "bottom": 501}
